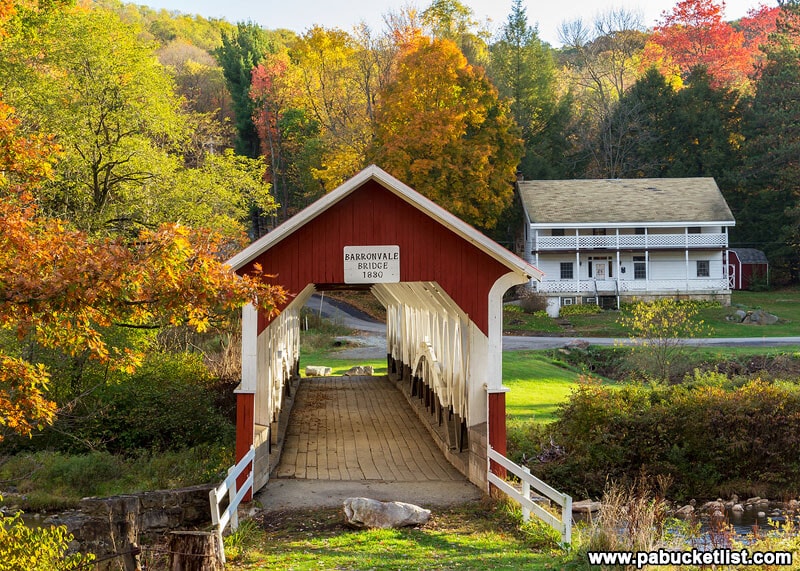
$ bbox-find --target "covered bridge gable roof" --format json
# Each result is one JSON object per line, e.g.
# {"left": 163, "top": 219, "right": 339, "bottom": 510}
{"left": 517, "top": 178, "right": 735, "bottom": 226}
{"left": 228, "top": 164, "right": 542, "bottom": 281}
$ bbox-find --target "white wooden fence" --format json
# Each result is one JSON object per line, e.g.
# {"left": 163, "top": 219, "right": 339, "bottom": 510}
{"left": 488, "top": 447, "right": 572, "bottom": 544}
{"left": 209, "top": 445, "right": 255, "bottom": 563}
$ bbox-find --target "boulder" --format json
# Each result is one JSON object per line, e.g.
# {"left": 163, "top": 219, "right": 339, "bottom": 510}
{"left": 343, "top": 497, "right": 430, "bottom": 529}
{"left": 344, "top": 366, "right": 374, "bottom": 376}
{"left": 742, "top": 310, "right": 779, "bottom": 325}
{"left": 572, "top": 499, "right": 602, "bottom": 513}
{"left": 305, "top": 366, "right": 332, "bottom": 377}
{"left": 732, "top": 504, "right": 744, "bottom": 514}
{"left": 675, "top": 505, "right": 694, "bottom": 518}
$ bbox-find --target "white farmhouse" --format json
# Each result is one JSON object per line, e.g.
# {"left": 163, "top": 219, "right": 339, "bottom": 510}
{"left": 516, "top": 178, "right": 735, "bottom": 317}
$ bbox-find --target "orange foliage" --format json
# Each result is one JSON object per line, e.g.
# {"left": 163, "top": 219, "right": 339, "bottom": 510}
{"left": 371, "top": 37, "right": 521, "bottom": 229}
{"left": 0, "top": 96, "right": 285, "bottom": 440}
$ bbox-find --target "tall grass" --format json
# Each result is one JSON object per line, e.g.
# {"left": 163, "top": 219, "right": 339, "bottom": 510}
{"left": 0, "top": 444, "right": 232, "bottom": 511}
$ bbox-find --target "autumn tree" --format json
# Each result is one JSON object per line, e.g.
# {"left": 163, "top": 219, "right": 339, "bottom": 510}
{"left": 0, "top": 97, "right": 285, "bottom": 441}
{"left": 739, "top": 0, "right": 800, "bottom": 282}
{"left": 647, "top": 0, "right": 751, "bottom": 90}
{"left": 250, "top": 52, "right": 326, "bottom": 221}
{"left": 285, "top": 25, "right": 385, "bottom": 190}
{"left": 370, "top": 37, "right": 522, "bottom": 230}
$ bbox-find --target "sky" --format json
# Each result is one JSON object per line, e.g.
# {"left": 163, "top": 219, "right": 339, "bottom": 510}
{"left": 133, "top": 0, "right": 778, "bottom": 46}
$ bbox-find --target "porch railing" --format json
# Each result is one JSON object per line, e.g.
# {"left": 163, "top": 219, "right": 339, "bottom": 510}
{"left": 532, "top": 233, "right": 727, "bottom": 251}
{"left": 534, "top": 278, "right": 729, "bottom": 294}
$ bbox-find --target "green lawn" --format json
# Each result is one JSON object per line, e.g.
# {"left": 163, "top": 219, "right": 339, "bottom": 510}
{"left": 228, "top": 504, "right": 560, "bottom": 571}
{"left": 299, "top": 351, "right": 388, "bottom": 376}
{"left": 504, "top": 288, "right": 800, "bottom": 338}
{"left": 503, "top": 351, "right": 586, "bottom": 424}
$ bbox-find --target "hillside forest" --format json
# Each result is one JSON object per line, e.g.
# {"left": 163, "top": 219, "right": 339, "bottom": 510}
{"left": 0, "top": 0, "right": 799, "bottom": 449}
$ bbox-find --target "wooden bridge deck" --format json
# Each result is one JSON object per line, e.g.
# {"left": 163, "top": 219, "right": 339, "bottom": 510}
{"left": 275, "top": 375, "right": 464, "bottom": 482}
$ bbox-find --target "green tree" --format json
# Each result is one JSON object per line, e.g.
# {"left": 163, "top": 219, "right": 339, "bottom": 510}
{"left": 618, "top": 299, "right": 709, "bottom": 382}
{"left": 216, "top": 21, "right": 275, "bottom": 157}
{"left": 601, "top": 67, "right": 676, "bottom": 178}
{"left": 421, "top": 0, "right": 489, "bottom": 65}
{"left": 370, "top": 37, "right": 522, "bottom": 230}
{"left": 740, "top": 1, "right": 800, "bottom": 282}
{"left": 601, "top": 67, "right": 742, "bottom": 182}
{"left": 667, "top": 68, "right": 743, "bottom": 184}
{"left": 489, "top": 0, "right": 571, "bottom": 179}
{"left": 0, "top": 5, "right": 274, "bottom": 239}
{"left": 0, "top": 6, "right": 186, "bottom": 232}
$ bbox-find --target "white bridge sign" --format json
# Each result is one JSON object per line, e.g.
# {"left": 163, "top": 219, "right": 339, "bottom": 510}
{"left": 344, "top": 245, "right": 400, "bottom": 284}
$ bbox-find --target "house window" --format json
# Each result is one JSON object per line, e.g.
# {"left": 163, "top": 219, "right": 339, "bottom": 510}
{"left": 560, "top": 262, "right": 574, "bottom": 280}
{"left": 633, "top": 256, "right": 647, "bottom": 279}
{"left": 697, "top": 260, "right": 710, "bottom": 277}
{"left": 552, "top": 229, "right": 565, "bottom": 236}
{"left": 688, "top": 227, "right": 702, "bottom": 234}
{"left": 635, "top": 227, "right": 645, "bottom": 235}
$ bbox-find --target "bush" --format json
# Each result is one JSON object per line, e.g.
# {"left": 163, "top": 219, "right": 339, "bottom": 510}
{"left": 559, "top": 303, "right": 602, "bottom": 316}
{"left": 530, "top": 376, "right": 800, "bottom": 501}
{"left": 0, "top": 509, "right": 93, "bottom": 571}
{"left": 89, "top": 353, "right": 235, "bottom": 452}
{"left": 519, "top": 290, "right": 549, "bottom": 314}
{"left": 3, "top": 352, "right": 236, "bottom": 455}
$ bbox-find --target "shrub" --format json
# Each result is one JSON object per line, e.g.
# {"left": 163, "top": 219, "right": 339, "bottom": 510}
{"left": 0, "top": 508, "right": 94, "bottom": 571}
{"left": 531, "top": 377, "right": 800, "bottom": 501}
{"left": 519, "top": 290, "right": 549, "bottom": 314}
{"left": 559, "top": 303, "right": 602, "bottom": 316}
{"left": 617, "top": 298, "right": 710, "bottom": 381}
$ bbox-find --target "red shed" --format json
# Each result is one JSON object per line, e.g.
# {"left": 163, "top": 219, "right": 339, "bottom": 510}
{"left": 727, "top": 248, "right": 769, "bottom": 290}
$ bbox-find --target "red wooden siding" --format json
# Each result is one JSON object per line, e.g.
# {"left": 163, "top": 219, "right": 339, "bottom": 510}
{"left": 235, "top": 393, "right": 255, "bottom": 500}
{"left": 488, "top": 392, "right": 507, "bottom": 478}
{"left": 239, "top": 180, "right": 511, "bottom": 335}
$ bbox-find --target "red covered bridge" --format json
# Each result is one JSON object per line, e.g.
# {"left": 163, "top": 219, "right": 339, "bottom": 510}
{"left": 226, "top": 165, "right": 543, "bottom": 496}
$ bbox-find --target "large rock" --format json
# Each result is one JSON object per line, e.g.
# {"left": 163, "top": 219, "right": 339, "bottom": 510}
{"left": 572, "top": 499, "right": 602, "bottom": 513}
{"left": 343, "top": 497, "right": 430, "bottom": 529}
{"left": 344, "top": 366, "right": 374, "bottom": 376}
{"left": 675, "top": 505, "right": 694, "bottom": 518}
{"left": 742, "top": 310, "right": 779, "bottom": 325}
{"left": 305, "top": 365, "right": 332, "bottom": 376}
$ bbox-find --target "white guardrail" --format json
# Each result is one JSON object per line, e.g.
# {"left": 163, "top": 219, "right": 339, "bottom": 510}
{"left": 488, "top": 447, "right": 572, "bottom": 544}
{"left": 209, "top": 445, "right": 255, "bottom": 563}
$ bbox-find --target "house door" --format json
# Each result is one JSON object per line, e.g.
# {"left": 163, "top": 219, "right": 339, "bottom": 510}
{"left": 594, "top": 262, "right": 607, "bottom": 280}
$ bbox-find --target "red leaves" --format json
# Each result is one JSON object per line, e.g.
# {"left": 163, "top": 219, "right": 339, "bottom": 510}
{"left": 646, "top": 0, "right": 776, "bottom": 90}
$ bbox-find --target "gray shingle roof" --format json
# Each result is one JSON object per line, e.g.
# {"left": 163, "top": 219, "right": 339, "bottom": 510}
{"left": 731, "top": 248, "right": 768, "bottom": 264}
{"left": 517, "top": 178, "right": 735, "bottom": 225}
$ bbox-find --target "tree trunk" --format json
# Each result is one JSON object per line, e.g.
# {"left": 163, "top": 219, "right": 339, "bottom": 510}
{"left": 168, "top": 531, "right": 224, "bottom": 571}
